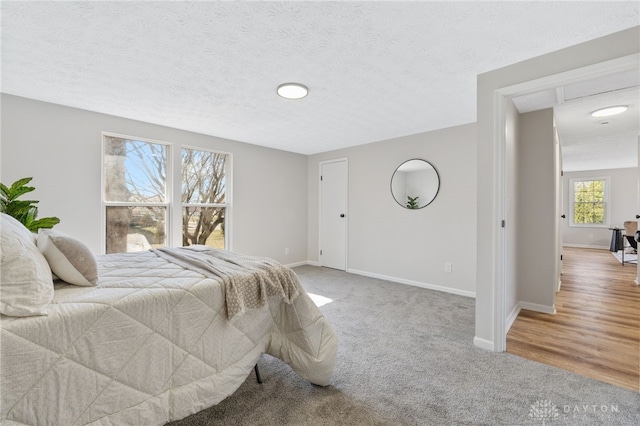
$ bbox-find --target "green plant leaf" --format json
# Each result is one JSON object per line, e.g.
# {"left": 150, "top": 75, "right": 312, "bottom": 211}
{"left": 0, "top": 177, "right": 59, "bottom": 231}
{"left": 9, "top": 177, "right": 33, "bottom": 191}
{"left": 6, "top": 186, "right": 36, "bottom": 201}
{"left": 5, "top": 200, "right": 36, "bottom": 217}
{"left": 26, "top": 217, "right": 60, "bottom": 232}
{"left": 6, "top": 178, "right": 35, "bottom": 201}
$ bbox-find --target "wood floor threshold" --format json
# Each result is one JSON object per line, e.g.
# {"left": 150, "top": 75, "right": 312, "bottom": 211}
{"left": 508, "top": 340, "right": 635, "bottom": 376}
{"left": 510, "top": 316, "right": 637, "bottom": 342}
{"left": 506, "top": 247, "right": 640, "bottom": 392}
{"left": 507, "top": 338, "right": 637, "bottom": 372}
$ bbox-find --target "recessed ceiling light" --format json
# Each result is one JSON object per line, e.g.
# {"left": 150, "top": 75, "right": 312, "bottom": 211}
{"left": 277, "top": 83, "right": 308, "bottom": 100}
{"left": 590, "top": 105, "right": 628, "bottom": 117}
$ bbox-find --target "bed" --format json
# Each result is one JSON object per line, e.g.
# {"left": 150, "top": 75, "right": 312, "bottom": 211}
{"left": 0, "top": 213, "right": 338, "bottom": 425}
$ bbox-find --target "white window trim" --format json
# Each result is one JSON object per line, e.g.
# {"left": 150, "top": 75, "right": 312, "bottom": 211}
{"left": 102, "top": 132, "right": 173, "bottom": 254}
{"left": 568, "top": 176, "right": 610, "bottom": 228}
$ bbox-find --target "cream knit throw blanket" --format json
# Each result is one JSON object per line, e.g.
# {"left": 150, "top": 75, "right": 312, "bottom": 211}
{"left": 154, "top": 245, "right": 300, "bottom": 320}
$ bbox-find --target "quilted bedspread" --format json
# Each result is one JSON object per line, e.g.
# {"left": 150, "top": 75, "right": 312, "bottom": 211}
{"left": 0, "top": 249, "right": 338, "bottom": 425}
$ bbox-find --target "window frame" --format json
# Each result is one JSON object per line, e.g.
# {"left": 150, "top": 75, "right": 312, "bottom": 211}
{"left": 101, "top": 132, "right": 232, "bottom": 254}
{"left": 568, "top": 176, "right": 610, "bottom": 228}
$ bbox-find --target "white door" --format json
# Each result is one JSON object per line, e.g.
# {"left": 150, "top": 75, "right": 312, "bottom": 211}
{"left": 320, "top": 159, "right": 347, "bottom": 270}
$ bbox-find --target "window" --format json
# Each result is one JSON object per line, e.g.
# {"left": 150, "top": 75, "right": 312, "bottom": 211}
{"left": 103, "top": 135, "right": 168, "bottom": 253}
{"left": 569, "top": 177, "right": 609, "bottom": 227}
{"left": 103, "top": 134, "right": 230, "bottom": 253}
{"left": 181, "top": 147, "right": 227, "bottom": 248}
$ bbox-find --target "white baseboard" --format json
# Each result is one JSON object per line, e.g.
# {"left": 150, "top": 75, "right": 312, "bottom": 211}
{"left": 519, "top": 301, "right": 556, "bottom": 315}
{"left": 506, "top": 304, "right": 521, "bottom": 333}
{"left": 473, "top": 336, "right": 495, "bottom": 351}
{"left": 506, "top": 302, "right": 553, "bottom": 332}
{"left": 287, "top": 260, "right": 319, "bottom": 268}
{"left": 347, "top": 268, "right": 475, "bottom": 298}
{"left": 291, "top": 264, "right": 476, "bottom": 298}
{"left": 562, "top": 243, "right": 609, "bottom": 250}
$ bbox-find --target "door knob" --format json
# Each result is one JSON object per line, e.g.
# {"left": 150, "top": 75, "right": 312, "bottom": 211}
{"left": 636, "top": 214, "right": 640, "bottom": 219}
{"left": 340, "top": 214, "right": 345, "bottom": 218}
{"left": 561, "top": 215, "right": 566, "bottom": 219}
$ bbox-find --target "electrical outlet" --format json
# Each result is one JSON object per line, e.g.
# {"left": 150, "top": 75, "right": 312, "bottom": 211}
{"left": 285, "top": 247, "right": 290, "bottom": 255}
{"left": 445, "top": 262, "right": 452, "bottom": 273}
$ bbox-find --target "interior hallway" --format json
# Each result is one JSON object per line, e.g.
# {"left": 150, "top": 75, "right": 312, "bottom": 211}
{"left": 507, "top": 246, "right": 640, "bottom": 392}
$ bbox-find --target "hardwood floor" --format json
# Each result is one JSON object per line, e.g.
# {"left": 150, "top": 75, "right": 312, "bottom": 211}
{"left": 506, "top": 247, "right": 640, "bottom": 392}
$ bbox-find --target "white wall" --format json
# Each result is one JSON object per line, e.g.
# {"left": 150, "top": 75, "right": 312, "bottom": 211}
{"left": 476, "top": 26, "right": 640, "bottom": 350}
{"left": 562, "top": 167, "right": 638, "bottom": 248}
{"left": 308, "top": 123, "right": 477, "bottom": 296}
{"left": 0, "top": 94, "right": 308, "bottom": 265}
{"left": 504, "top": 99, "right": 519, "bottom": 326}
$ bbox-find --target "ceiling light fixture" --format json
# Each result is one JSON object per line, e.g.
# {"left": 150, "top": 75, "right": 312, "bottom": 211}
{"left": 590, "top": 105, "right": 628, "bottom": 117}
{"left": 277, "top": 83, "right": 308, "bottom": 100}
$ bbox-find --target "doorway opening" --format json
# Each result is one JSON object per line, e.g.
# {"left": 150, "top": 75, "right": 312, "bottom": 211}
{"left": 493, "top": 53, "right": 639, "bottom": 352}
{"left": 499, "top": 55, "right": 639, "bottom": 388}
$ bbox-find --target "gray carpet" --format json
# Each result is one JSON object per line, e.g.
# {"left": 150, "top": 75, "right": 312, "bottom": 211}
{"left": 168, "top": 266, "right": 640, "bottom": 425}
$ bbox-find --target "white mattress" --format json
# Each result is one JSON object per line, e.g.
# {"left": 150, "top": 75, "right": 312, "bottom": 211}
{"left": 1, "top": 250, "right": 337, "bottom": 425}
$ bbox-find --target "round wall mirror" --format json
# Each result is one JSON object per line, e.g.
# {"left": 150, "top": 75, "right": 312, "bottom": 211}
{"left": 390, "top": 159, "right": 440, "bottom": 209}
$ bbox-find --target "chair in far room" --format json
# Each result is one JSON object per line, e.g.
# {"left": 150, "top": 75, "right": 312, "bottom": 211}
{"left": 622, "top": 221, "right": 638, "bottom": 264}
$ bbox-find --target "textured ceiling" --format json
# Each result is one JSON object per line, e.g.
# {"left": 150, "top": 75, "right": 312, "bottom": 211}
{"left": 1, "top": 1, "right": 639, "bottom": 156}
{"left": 555, "top": 88, "right": 639, "bottom": 172}
{"left": 513, "top": 69, "right": 640, "bottom": 172}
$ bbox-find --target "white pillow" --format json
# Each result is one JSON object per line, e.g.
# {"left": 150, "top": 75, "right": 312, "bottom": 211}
{"left": 0, "top": 213, "right": 54, "bottom": 316}
{"left": 38, "top": 229, "right": 98, "bottom": 287}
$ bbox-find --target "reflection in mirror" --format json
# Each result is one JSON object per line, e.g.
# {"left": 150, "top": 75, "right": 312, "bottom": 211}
{"left": 390, "top": 159, "right": 440, "bottom": 209}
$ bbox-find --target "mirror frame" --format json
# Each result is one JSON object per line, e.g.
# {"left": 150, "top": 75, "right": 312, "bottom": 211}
{"left": 390, "top": 158, "right": 440, "bottom": 209}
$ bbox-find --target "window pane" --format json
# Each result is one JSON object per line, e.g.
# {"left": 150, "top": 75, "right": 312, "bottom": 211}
{"left": 576, "top": 180, "right": 604, "bottom": 202}
{"left": 105, "top": 136, "right": 167, "bottom": 202}
{"left": 574, "top": 202, "right": 605, "bottom": 224}
{"left": 106, "top": 206, "right": 166, "bottom": 253}
{"left": 182, "top": 206, "right": 225, "bottom": 249}
{"left": 182, "top": 148, "right": 226, "bottom": 204}
{"left": 572, "top": 179, "right": 607, "bottom": 225}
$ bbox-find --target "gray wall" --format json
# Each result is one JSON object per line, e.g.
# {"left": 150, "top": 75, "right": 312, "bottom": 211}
{"left": 476, "top": 26, "right": 640, "bottom": 349}
{"left": 505, "top": 105, "right": 560, "bottom": 326}
{"left": 0, "top": 94, "right": 309, "bottom": 265}
{"left": 2, "top": 94, "right": 477, "bottom": 297}
{"left": 562, "top": 167, "right": 638, "bottom": 248}
{"left": 308, "top": 123, "right": 477, "bottom": 296}
{"left": 517, "top": 108, "right": 556, "bottom": 311}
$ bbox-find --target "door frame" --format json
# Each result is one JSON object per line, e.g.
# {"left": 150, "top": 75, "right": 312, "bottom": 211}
{"left": 637, "top": 136, "right": 640, "bottom": 285}
{"left": 492, "top": 53, "right": 639, "bottom": 352}
{"left": 318, "top": 157, "right": 349, "bottom": 270}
